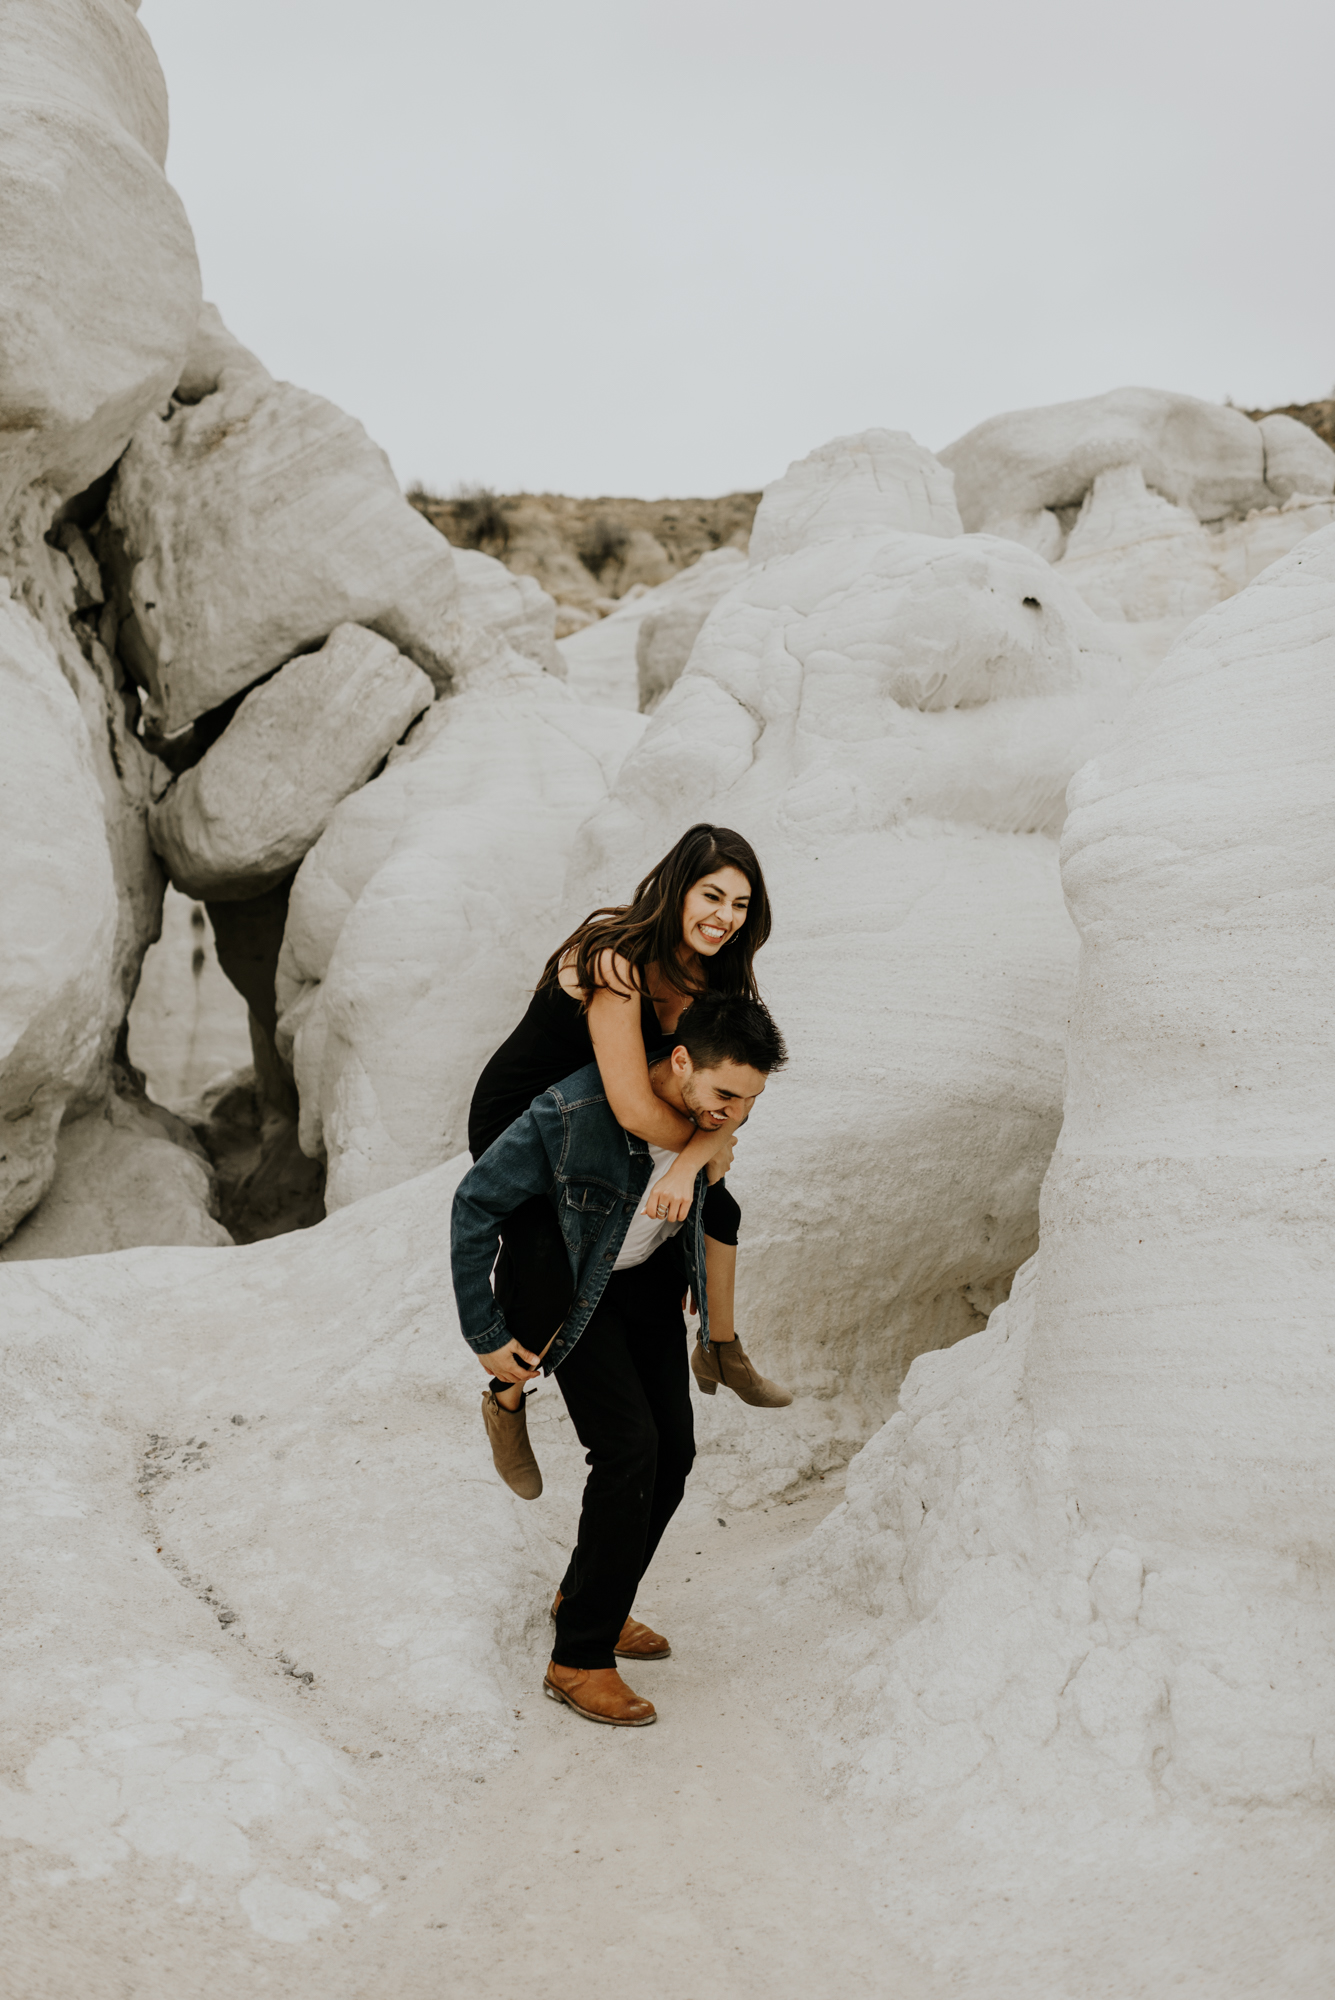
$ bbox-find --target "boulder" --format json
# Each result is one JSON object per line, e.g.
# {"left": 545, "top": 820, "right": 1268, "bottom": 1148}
{"left": 1255, "top": 410, "right": 1335, "bottom": 501}
{"left": 635, "top": 547, "right": 747, "bottom": 712}
{"left": 275, "top": 668, "right": 645, "bottom": 1210}
{"left": 0, "top": 587, "right": 118, "bottom": 1240}
{"left": 104, "top": 356, "right": 485, "bottom": 734}
{"left": 748, "top": 428, "right": 962, "bottom": 562}
{"left": 0, "top": 0, "right": 200, "bottom": 533}
{"left": 940, "top": 386, "right": 1275, "bottom": 531}
{"left": 450, "top": 547, "right": 565, "bottom": 675}
{"left": 0, "top": 1091, "right": 231, "bottom": 1260}
{"left": 148, "top": 624, "right": 434, "bottom": 901}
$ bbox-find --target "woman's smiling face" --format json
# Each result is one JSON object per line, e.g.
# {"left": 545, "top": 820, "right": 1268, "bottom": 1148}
{"left": 680, "top": 866, "right": 751, "bottom": 960}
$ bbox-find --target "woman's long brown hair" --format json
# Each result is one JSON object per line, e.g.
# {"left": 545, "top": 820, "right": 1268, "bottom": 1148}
{"left": 540, "top": 824, "right": 771, "bottom": 1003}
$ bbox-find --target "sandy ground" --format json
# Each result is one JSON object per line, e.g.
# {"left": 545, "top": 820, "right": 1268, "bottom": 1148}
{"left": 336, "top": 1471, "right": 940, "bottom": 2000}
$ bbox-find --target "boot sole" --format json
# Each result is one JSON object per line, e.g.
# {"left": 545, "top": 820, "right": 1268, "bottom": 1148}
{"left": 542, "top": 1677, "right": 657, "bottom": 1726}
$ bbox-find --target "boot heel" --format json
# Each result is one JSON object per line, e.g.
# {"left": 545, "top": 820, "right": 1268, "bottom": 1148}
{"left": 698, "top": 1375, "right": 717, "bottom": 1395}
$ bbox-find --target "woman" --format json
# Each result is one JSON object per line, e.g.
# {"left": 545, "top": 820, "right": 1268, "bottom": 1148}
{"left": 468, "top": 823, "right": 792, "bottom": 1494}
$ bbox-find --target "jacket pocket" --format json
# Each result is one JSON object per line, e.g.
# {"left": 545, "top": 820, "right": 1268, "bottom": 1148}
{"left": 561, "top": 1182, "right": 619, "bottom": 1217}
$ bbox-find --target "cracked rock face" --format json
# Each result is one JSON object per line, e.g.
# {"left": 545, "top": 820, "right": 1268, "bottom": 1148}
{"left": 104, "top": 362, "right": 470, "bottom": 735}
{"left": 778, "top": 520, "right": 1335, "bottom": 1835}
{"left": 0, "top": 0, "right": 200, "bottom": 533}
{"left": 148, "top": 625, "right": 434, "bottom": 902}
{"left": 275, "top": 670, "right": 645, "bottom": 1209}
{"left": 0, "top": 589, "right": 119, "bottom": 1237}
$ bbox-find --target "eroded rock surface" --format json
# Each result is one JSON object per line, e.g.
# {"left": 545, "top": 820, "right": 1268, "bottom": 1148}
{"left": 774, "top": 523, "right": 1335, "bottom": 1974}
{"left": 148, "top": 625, "right": 434, "bottom": 901}
{"left": 104, "top": 343, "right": 478, "bottom": 733}
{"left": 0, "top": 0, "right": 200, "bottom": 533}
{"left": 0, "top": 588, "right": 119, "bottom": 1236}
{"left": 0, "top": 1090, "right": 230, "bottom": 1260}
{"left": 275, "top": 670, "right": 645, "bottom": 1209}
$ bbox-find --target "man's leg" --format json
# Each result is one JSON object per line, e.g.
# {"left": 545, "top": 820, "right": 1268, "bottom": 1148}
{"left": 549, "top": 1279, "right": 660, "bottom": 1669}
{"left": 551, "top": 1238, "right": 695, "bottom": 1668}
{"left": 613, "top": 1239, "right": 696, "bottom": 1593}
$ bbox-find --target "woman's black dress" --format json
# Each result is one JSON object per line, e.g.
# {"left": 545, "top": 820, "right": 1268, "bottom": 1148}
{"left": 467, "top": 981, "right": 740, "bottom": 1363}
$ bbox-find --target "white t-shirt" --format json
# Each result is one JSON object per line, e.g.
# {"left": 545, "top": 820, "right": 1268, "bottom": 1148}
{"left": 613, "top": 1142, "right": 684, "bottom": 1271}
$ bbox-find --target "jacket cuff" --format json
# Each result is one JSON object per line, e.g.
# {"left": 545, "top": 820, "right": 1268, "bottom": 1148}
{"left": 460, "top": 1309, "right": 511, "bottom": 1358}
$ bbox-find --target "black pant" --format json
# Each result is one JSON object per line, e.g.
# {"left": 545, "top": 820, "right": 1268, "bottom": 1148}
{"left": 487, "top": 1179, "right": 740, "bottom": 1389}
{"left": 548, "top": 1236, "right": 696, "bottom": 1670}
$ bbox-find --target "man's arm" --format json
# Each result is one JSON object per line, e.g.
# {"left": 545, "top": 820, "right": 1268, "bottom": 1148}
{"left": 450, "top": 1095, "right": 565, "bottom": 1357}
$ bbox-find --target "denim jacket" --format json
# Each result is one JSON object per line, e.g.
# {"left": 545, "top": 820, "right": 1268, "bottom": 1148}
{"left": 451, "top": 1061, "right": 710, "bottom": 1371}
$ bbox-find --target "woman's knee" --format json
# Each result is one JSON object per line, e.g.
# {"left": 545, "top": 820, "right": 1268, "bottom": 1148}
{"left": 702, "top": 1179, "right": 741, "bottom": 1246}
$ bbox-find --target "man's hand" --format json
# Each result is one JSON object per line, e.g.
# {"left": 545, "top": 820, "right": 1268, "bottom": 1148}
{"left": 478, "top": 1338, "right": 540, "bottom": 1385}
{"left": 705, "top": 1128, "right": 738, "bottom": 1185}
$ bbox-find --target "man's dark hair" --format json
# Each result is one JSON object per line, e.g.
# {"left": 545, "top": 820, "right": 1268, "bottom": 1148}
{"left": 672, "top": 994, "right": 788, "bottom": 1075}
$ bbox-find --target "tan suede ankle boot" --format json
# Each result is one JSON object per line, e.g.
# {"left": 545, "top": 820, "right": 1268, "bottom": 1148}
{"left": 481, "top": 1389, "right": 543, "bottom": 1498}
{"left": 690, "top": 1334, "right": 793, "bottom": 1408}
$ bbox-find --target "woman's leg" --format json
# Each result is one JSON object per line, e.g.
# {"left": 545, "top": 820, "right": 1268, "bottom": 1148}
{"left": 491, "top": 1194, "right": 572, "bottom": 1408}
{"left": 703, "top": 1237, "right": 737, "bottom": 1340}
{"left": 701, "top": 1177, "right": 741, "bottom": 1341}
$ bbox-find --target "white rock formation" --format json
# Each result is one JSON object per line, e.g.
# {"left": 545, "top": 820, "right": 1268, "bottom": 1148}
{"left": 634, "top": 547, "right": 747, "bottom": 712}
{"left": 557, "top": 588, "right": 658, "bottom": 708}
{"left": 104, "top": 332, "right": 481, "bottom": 733}
{"left": 0, "top": 587, "right": 119, "bottom": 1236}
{"left": 1254, "top": 410, "right": 1335, "bottom": 501}
{"left": 148, "top": 625, "right": 434, "bottom": 901}
{"left": 940, "top": 386, "right": 1279, "bottom": 532}
{"left": 275, "top": 669, "right": 645, "bottom": 1209}
{"left": 0, "top": 1154, "right": 555, "bottom": 1959}
{"left": 127, "top": 887, "right": 254, "bottom": 1111}
{"left": 749, "top": 427, "right": 963, "bottom": 560}
{"left": 940, "top": 391, "right": 1335, "bottom": 681}
{"left": 0, "top": 1091, "right": 231, "bottom": 1260}
{"left": 561, "top": 432, "right": 1140, "bottom": 1500}
{"left": 0, "top": 0, "right": 200, "bottom": 534}
{"left": 451, "top": 546, "right": 565, "bottom": 676}
{"left": 773, "top": 522, "right": 1335, "bottom": 1981}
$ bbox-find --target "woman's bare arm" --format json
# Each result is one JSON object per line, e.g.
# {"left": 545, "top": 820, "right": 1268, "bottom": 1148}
{"left": 584, "top": 960, "right": 694, "bottom": 1149}
{"left": 581, "top": 952, "right": 732, "bottom": 1218}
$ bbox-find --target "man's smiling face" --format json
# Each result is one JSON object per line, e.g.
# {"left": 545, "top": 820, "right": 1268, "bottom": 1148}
{"left": 675, "top": 1054, "right": 766, "bottom": 1132}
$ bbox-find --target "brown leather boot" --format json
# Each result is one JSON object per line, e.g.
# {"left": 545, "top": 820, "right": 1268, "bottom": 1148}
{"left": 481, "top": 1389, "right": 542, "bottom": 1499}
{"left": 551, "top": 1590, "right": 671, "bottom": 1660}
{"left": 690, "top": 1334, "right": 793, "bottom": 1408}
{"left": 543, "top": 1663, "right": 656, "bottom": 1726}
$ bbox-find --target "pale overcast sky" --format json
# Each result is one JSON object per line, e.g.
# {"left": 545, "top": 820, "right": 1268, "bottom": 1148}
{"left": 139, "top": 0, "right": 1334, "bottom": 500}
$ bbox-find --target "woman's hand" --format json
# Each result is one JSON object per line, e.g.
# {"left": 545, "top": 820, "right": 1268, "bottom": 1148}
{"left": 643, "top": 1160, "right": 698, "bottom": 1224}
{"left": 478, "top": 1338, "right": 540, "bottom": 1385}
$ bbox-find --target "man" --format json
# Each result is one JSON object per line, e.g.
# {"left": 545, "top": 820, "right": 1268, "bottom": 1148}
{"left": 450, "top": 993, "right": 788, "bottom": 1727}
